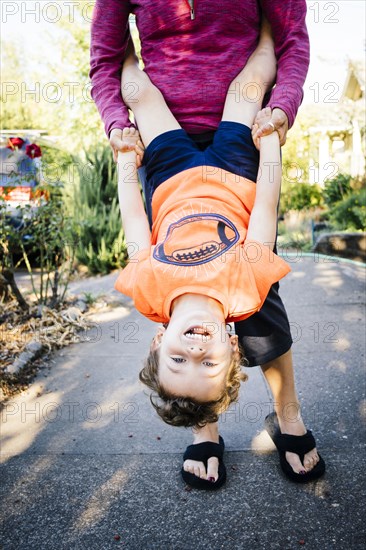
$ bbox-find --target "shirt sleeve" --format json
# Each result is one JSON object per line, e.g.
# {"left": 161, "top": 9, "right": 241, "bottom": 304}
{"left": 262, "top": 0, "right": 310, "bottom": 128}
{"left": 89, "top": 0, "right": 135, "bottom": 138}
{"left": 113, "top": 248, "right": 167, "bottom": 322}
{"left": 243, "top": 240, "right": 291, "bottom": 304}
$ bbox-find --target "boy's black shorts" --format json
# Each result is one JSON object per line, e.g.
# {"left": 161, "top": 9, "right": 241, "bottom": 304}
{"left": 138, "top": 122, "right": 293, "bottom": 366}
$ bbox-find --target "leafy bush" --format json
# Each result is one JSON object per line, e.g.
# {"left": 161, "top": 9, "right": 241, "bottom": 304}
{"left": 280, "top": 182, "right": 323, "bottom": 213}
{"left": 64, "top": 145, "right": 127, "bottom": 275}
{"left": 1, "top": 183, "right": 79, "bottom": 309}
{"left": 328, "top": 188, "right": 366, "bottom": 231}
{"left": 323, "top": 174, "right": 352, "bottom": 206}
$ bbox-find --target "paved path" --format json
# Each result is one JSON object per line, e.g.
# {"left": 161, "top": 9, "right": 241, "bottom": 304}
{"left": 1, "top": 255, "right": 365, "bottom": 549}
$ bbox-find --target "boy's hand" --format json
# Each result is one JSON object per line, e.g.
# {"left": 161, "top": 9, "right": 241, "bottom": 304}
{"left": 135, "top": 139, "right": 145, "bottom": 169}
{"left": 110, "top": 127, "right": 144, "bottom": 168}
{"left": 251, "top": 107, "right": 273, "bottom": 150}
{"left": 252, "top": 107, "right": 288, "bottom": 148}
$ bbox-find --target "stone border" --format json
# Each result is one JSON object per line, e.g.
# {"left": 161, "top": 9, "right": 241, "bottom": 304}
{"left": 6, "top": 341, "right": 44, "bottom": 375}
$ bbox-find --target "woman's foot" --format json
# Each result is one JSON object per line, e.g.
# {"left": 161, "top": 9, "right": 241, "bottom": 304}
{"left": 182, "top": 423, "right": 220, "bottom": 483}
{"left": 260, "top": 350, "right": 322, "bottom": 477}
{"left": 276, "top": 411, "right": 321, "bottom": 474}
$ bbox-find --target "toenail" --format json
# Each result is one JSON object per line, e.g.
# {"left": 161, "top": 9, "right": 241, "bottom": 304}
{"left": 208, "top": 477, "right": 216, "bottom": 483}
{"left": 299, "top": 470, "right": 307, "bottom": 475}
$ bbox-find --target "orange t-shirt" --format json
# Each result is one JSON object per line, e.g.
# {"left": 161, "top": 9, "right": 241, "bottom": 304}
{"left": 114, "top": 166, "right": 291, "bottom": 323}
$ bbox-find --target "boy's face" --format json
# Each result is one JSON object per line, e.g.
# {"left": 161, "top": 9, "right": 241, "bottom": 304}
{"left": 152, "top": 315, "right": 239, "bottom": 402}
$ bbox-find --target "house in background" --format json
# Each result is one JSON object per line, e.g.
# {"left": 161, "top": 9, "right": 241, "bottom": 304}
{"left": 306, "top": 60, "right": 365, "bottom": 186}
{"left": 342, "top": 61, "right": 365, "bottom": 177}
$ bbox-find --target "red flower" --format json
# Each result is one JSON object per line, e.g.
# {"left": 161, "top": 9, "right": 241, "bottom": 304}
{"left": 26, "top": 143, "right": 42, "bottom": 159}
{"left": 6, "top": 137, "right": 25, "bottom": 150}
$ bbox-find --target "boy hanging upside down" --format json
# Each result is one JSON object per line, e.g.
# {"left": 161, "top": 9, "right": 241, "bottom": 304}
{"left": 114, "top": 18, "right": 325, "bottom": 488}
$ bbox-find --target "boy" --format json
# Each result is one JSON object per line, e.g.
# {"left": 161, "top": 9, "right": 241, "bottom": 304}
{"left": 114, "top": 20, "right": 290, "bottom": 427}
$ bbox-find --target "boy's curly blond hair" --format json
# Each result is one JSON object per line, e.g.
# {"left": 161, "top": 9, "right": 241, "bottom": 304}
{"left": 139, "top": 337, "right": 248, "bottom": 428}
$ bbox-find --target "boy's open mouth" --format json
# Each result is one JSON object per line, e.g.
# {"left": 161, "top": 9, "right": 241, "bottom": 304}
{"left": 184, "top": 326, "right": 212, "bottom": 340}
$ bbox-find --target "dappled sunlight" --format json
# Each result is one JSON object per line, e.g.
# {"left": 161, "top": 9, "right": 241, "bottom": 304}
{"left": 359, "top": 400, "right": 366, "bottom": 423}
{"left": 80, "top": 381, "right": 142, "bottom": 431}
{"left": 250, "top": 429, "right": 276, "bottom": 454}
{"left": 342, "top": 308, "right": 365, "bottom": 322}
{"left": 303, "top": 478, "right": 332, "bottom": 499}
{"left": 333, "top": 336, "right": 351, "bottom": 352}
{"left": 72, "top": 468, "right": 130, "bottom": 532}
{"left": 327, "top": 359, "right": 347, "bottom": 373}
{"left": 311, "top": 263, "right": 349, "bottom": 293}
{"left": 251, "top": 433, "right": 334, "bottom": 501}
{"left": 339, "top": 264, "right": 366, "bottom": 283}
{"left": 313, "top": 275, "right": 343, "bottom": 288}
{"left": 291, "top": 271, "right": 306, "bottom": 278}
{"left": 329, "top": 237, "right": 347, "bottom": 251}
{"left": 0, "top": 299, "right": 148, "bottom": 461}
{"left": 312, "top": 271, "right": 344, "bottom": 291}
{"left": 86, "top": 305, "right": 130, "bottom": 325}
{"left": 54, "top": 354, "right": 89, "bottom": 372}
{"left": 0, "top": 456, "right": 53, "bottom": 515}
{"left": 1, "top": 384, "right": 63, "bottom": 462}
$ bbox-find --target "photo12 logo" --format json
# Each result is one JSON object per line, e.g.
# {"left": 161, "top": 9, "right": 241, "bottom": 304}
{"left": 1, "top": 1, "right": 95, "bottom": 24}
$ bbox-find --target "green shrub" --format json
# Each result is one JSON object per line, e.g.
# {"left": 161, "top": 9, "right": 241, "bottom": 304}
{"left": 328, "top": 188, "right": 366, "bottom": 231}
{"left": 280, "top": 182, "right": 323, "bottom": 213}
{"left": 1, "top": 182, "right": 79, "bottom": 308}
{"left": 323, "top": 174, "right": 352, "bottom": 206}
{"left": 64, "top": 145, "right": 128, "bottom": 275}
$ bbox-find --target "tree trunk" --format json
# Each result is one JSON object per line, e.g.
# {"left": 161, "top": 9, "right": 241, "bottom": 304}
{"left": 2, "top": 269, "right": 29, "bottom": 311}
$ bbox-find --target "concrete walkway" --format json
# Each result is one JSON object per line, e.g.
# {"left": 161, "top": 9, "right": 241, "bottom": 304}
{"left": 1, "top": 254, "right": 365, "bottom": 549}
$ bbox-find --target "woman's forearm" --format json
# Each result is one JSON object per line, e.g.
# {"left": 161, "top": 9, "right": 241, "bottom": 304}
{"left": 262, "top": 0, "right": 310, "bottom": 128}
{"left": 89, "top": 0, "right": 132, "bottom": 138}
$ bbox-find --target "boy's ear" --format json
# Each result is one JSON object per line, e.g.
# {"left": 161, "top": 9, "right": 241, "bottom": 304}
{"left": 150, "top": 326, "right": 166, "bottom": 351}
{"left": 230, "top": 334, "right": 239, "bottom": 351}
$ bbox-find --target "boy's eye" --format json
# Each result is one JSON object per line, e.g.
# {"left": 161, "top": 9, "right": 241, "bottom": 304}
{"left": 171, "top": 357, "right": 217, "bottom": 367}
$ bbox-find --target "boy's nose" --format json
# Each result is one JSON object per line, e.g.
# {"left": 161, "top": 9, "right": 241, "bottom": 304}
{"left": 187, "top": 344, "right": 205, "bottom": 355}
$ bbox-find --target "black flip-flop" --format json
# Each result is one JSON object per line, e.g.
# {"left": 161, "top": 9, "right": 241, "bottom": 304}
{"left": 181, "top": 435, "right": 227, "bottom": 490}
{"left": 265, "top": 412, "right": 325, "bottom": 483}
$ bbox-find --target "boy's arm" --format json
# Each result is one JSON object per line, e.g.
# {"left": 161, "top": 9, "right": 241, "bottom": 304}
{"left": 117, "top": 150, "right": 151, "bottom": 255}
{"left": 246, "top": 128, "right": 281, "bottom": 247}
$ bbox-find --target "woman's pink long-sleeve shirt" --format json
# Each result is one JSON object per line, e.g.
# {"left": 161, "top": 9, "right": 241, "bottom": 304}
{"left": 89, "top": 0, "right": 310, "bottom": 138}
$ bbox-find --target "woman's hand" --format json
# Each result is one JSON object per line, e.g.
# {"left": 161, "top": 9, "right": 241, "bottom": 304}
{"left": 252, "top": 107, "right": 289, "bottom": 147}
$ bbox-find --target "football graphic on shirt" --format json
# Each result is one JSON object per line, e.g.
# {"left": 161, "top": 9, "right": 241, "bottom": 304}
{"left": 153, "top": 213, "right": 239, "bottom": 266}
